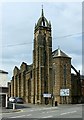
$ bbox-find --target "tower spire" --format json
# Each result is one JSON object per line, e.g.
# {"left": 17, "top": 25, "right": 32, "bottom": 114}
{"left": 42, "top": 5, "right": 44, "bottom": 17}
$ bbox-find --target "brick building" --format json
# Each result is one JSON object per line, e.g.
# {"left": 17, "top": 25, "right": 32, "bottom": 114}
{"left": 8, "top": 8, "right": 81, "bottom": 105}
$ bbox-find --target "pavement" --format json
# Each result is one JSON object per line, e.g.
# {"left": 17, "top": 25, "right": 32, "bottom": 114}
{"left": 1, "top": 103, "right": 55, "bottom": 113}
{"left": 1, "top": 107, "right": 21, "bottom": 113}
{"left": 1, "top": 103, "right": 82, "bottom": 114}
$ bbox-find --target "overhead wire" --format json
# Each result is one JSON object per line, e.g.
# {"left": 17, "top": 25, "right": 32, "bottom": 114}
{"left": 2, "top": 32, "right": 83, "bottom": 48}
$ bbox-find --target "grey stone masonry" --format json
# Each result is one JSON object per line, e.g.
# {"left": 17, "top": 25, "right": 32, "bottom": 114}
{"left": 32, "top": 8, "right": 52, "bottom": 105}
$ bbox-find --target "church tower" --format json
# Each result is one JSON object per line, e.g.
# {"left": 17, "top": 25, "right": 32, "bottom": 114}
{"left": 32, "top": 7, "right": 52, "bottom": 104}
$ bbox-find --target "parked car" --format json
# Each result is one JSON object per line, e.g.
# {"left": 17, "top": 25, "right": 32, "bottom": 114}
{"left": 15, "top": 97, "right": 24, "bottom": 104}
{"left": 9, "top": 97, "right": 16, "bottom": 103}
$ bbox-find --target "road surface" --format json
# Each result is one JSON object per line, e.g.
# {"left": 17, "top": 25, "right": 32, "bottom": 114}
{"left": 1, "top": 104, "right": 83, "bottom": 119}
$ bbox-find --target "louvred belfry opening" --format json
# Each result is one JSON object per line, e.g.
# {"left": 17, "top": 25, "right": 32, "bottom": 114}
{"left": 35, "top": 7, "right": 51, "bottom": 31}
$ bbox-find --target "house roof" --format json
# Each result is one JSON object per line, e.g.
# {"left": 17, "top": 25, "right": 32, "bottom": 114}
{"left": 0, "top": 70, "right": 8, "bottom": 74}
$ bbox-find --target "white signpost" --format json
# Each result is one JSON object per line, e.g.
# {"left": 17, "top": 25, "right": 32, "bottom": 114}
{"left": 60, "top": 89, "right": 69, "bottom": 96}
{"left": 43, "top": 93, "right": 51, "bottom": 98}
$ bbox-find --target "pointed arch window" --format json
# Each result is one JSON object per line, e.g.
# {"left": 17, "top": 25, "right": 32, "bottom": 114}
{"left": 64, "top": 64, "right": 66, "bottom": 87}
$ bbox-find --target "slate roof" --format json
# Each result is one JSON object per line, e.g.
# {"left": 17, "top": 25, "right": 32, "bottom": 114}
{"left": 0, "top": 70, "right": 8, "bottom": 74}
{"left": 52, "top": 48, "right": 71, "bottom": 58}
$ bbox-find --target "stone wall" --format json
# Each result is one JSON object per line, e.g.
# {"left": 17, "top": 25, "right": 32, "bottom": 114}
{"left": 9, "top": 62, "right": 32, "bottom": 103}
{"left": 11, "top": 78, "right": 14, "bottom": 97}
{"left": 33, "top": 26, "right": 52, "bottom": 105}
{"left": 53, "top": 57, "right": 71, "bottom": 104}
{"left": 7, "top": 82, "right": 11, "bottom": 97}
{"left": 71, "top": 73, "right": 81, "bottom": 103}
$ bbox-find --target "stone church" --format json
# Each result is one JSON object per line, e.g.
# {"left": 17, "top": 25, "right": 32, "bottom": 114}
{"left": 8, "top": 8, "right": 81, "bottom": 105}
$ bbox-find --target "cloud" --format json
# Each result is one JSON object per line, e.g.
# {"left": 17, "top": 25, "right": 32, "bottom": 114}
{"left": 1, "top": 2, "right": 82, "bottom": 80}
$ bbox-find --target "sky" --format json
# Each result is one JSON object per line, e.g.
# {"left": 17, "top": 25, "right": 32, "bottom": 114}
{"left": 0, "top": 1, "right": 82, "bottom": 81}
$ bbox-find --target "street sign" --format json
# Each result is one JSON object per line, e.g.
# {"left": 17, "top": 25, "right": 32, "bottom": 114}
{"left": 43, "top": 93, "right": 51, "bottom": 98}
{"left": 60, "top": 89, "right": 69, "bottom": 96}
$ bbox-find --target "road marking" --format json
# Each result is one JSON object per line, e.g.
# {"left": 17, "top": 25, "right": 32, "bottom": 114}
{"left": 42, "top": 115, "right": 53, "bottom": 118}
{"left": 10, "top": 114, "right": 31, "bottom": 118}
{"left": 34, "top": 107, "right": 58, "bottom": 111}
{"left": 42, "top": 110, "right": 56, "bottom": 114}
{"left": 26, "top": 107, "right": 58, "bottom": 113}
{"left": 30, "top": 110, "right": 34, "bottom": 111}
{"left": 60, "top": 111, "right": 77, "bottom": 115}
{"left": 42, "top": 107, "right": 58, "bottom": 110}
